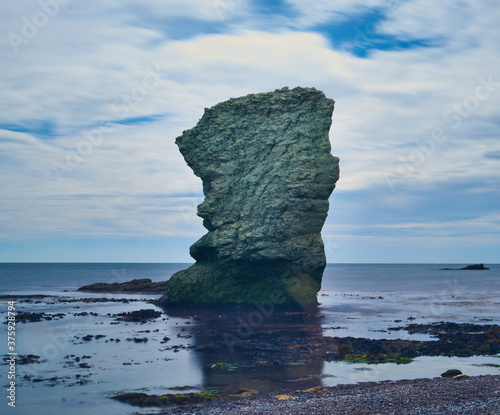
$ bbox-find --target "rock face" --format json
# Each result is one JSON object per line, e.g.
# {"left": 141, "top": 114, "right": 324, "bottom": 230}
{"left": 159, "top": 87, "right": 339, "bottom": 305}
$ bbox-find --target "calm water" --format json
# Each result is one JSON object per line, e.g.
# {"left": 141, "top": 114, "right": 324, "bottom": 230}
{"left": 1, "top": 263, "right": 499, "bottom": 414}
{"left": 1, "top": 262, "right": 499, "bottom": 295}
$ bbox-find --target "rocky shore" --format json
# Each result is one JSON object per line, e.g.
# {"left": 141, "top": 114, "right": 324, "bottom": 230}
{"left": 77, "top": 278, "right": 168, "bottom": 293}
{"left": 153, "top": 374, "right": 500, "bottom": 414}
{"left": 6, "top": 292, "right": 500, "bottom": 414}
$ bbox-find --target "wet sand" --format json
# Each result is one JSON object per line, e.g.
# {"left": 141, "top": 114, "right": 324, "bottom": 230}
{"left": 157, "top": 374, "right": 500, "bottom": 414}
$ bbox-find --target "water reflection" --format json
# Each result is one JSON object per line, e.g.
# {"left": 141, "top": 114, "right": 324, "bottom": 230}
{"left": 163, "top": 304, "right": 327, "bottom": 393}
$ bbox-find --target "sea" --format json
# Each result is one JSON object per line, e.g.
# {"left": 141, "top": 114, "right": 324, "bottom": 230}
{"left": 1, "top": 263, "right": 499, "bottom": 414}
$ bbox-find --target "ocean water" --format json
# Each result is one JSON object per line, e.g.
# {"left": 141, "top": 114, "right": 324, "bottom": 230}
{"left": 0, "top": 263, "right": 187, "bottom": 295}
{"left": 1, "top": 263, "right": 499, "bottom": 414}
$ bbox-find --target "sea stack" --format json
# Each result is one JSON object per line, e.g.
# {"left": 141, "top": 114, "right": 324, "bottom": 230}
{"left": 159, "top": 87, "right": 339, "bottom": 305}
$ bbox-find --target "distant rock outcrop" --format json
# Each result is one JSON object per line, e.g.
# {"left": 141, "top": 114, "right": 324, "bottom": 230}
{"left": 460, "top": 264, "right": 489, "bottom": 270}
{"left": 159, "top": 87, "right": 339, "bottom": 305}
{"left": 440, "top": 264, "right": 489, "bottom": 271}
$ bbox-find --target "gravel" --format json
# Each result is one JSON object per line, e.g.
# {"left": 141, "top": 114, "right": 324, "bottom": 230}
{"left": 157, "top": 375, "right": 500, "bottom": 415}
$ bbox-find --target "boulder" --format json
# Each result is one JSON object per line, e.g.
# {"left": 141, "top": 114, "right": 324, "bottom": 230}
{"left": 159, "top": 87, "right": 339, "bottom": 305}
{"left": 441, "top": 369, "right": 462, "bottom": 378}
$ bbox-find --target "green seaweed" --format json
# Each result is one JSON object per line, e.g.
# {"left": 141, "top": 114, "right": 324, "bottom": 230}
{"left": 472, "top": 363, "right": 500, "bottom": 368}
{"left": 210, "top": 362, "right": 238, "bottom": 371}
{"left": 288, "top": 362, "right": 307, "bottom": 366}
{"left": 168, "top": 385, "right": 195, "bottom": 391}
{"left": 112, "top": 389, "right": 220, "bottom": 407}
{"left": 344, "top": 353, "right": 413, "bottom": 365}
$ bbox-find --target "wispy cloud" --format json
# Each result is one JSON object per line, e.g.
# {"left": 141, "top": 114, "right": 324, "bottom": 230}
{"left": 0, "top": 1, "right": 499, "bottom": 261}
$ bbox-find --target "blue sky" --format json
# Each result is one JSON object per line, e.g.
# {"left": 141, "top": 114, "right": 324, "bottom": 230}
{"left": 0, "top": 0, "right": 499, "bottom": 263}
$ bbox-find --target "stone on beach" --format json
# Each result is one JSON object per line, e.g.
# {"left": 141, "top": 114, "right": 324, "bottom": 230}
{"left": 442, "top": 369, "right": 463, "bottom": 378}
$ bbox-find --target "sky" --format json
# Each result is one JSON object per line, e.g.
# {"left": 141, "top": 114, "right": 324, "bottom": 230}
{"left": 0, "top": 0, "right": 499, "bottom": 263}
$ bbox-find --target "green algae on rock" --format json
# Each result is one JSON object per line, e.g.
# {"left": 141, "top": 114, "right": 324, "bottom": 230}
{"left": 78, "top": 278, "right": 168, "bottom": 293}
{"left": 158, "top": 87, "right": 339, "bottom": 305}
{"left": 441, "top": 369, "right": 463, "bottom": 378}
{"left": 112, "top": 390, "right": 219, "bottom": 407}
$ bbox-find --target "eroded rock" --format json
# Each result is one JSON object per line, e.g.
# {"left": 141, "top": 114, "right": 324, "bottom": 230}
{"left": 159, "top": 87, "right": 339, "bottom": 305}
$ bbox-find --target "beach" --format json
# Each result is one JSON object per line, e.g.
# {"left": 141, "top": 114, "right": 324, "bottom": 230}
{"left": 1, "top": 263, "right": 500, "bottom": 414}
{"left": 156, "top": 375, "right": 500, "bottom": 414}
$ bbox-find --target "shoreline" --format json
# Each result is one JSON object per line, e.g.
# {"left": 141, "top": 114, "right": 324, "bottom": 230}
{"left": 152, "top": 374, "right": 500, "bottom": 414}
{"left": 2, "top": 272, "right": 500, "bottom": 414}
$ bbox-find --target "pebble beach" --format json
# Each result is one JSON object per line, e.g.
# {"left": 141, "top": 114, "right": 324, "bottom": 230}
{"left": 159, "top": 375, "right": 500, "bottom": 415}
{"left": 2, "top": 264, "right": 500, "bottom": 414}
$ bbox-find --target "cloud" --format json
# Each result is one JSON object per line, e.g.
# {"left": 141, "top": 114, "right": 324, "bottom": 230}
{"left": 0, "top": 0, "right": 499, "bottom": 261}
{"left": 329, "top": 212, "right": 500, "bottom": 236}
{"left": 282, "top": 0, "right": 390, "bottom": 27}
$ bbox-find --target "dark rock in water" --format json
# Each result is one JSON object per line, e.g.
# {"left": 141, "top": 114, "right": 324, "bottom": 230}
{"left": 116, "top": 309, "right": 162, "bottom": 322}
{"left": 440, "top": 263, "right": 489, "bottom": 270}
{"left": 158, "top": 87, "right": 339, "bottom": 305}
{"left": 78, "top": 278, "right": 169, "bottom": 293}
{"left": 3, "top": 355, "right": 41, "bottom": 365}
{"left": 461, "top": 263, "right": 489, "bottom": 270}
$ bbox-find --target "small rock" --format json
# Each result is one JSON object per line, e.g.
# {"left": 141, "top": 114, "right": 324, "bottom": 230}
{"left": 441, "top": 369, "right": 462, "bottom": 378}
{"left": 275, "top": 394, "right": 299, "bottom": 400}
{"left": 303, "top": 386, "right": 329, "bottom": 393}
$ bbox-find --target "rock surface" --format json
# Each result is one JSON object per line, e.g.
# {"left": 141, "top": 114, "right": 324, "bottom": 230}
{"left": 78, "top": 278, "right": 169, "bottom": 293}
{"left": 461, "top": 263, "right": 489, "bottom": 270}
{"left": 441, "top": 369, "right": 463, "bottom": 378}
{"left": 440, "top": 264, "right": 489, "bottom": 270}
{"left": 159, "top": 87, "right": 339, "bottom": 305}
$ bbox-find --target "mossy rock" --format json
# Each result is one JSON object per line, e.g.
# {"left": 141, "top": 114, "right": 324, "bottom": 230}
{"left": 112, "top": 390, "right": 219, "bottom": 407}
{"left": 344, "top": 353, "right": 413, "bottom": 365}
{"left": 157, "top": 262, "right": 321, "bottom": 305}
{"left": 441, "top": 369, "right": 462, "bottom": 378}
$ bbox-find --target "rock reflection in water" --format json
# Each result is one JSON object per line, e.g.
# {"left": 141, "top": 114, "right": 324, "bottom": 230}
{"left": 162, "top": 304, "right": 327, "bottom": 393}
